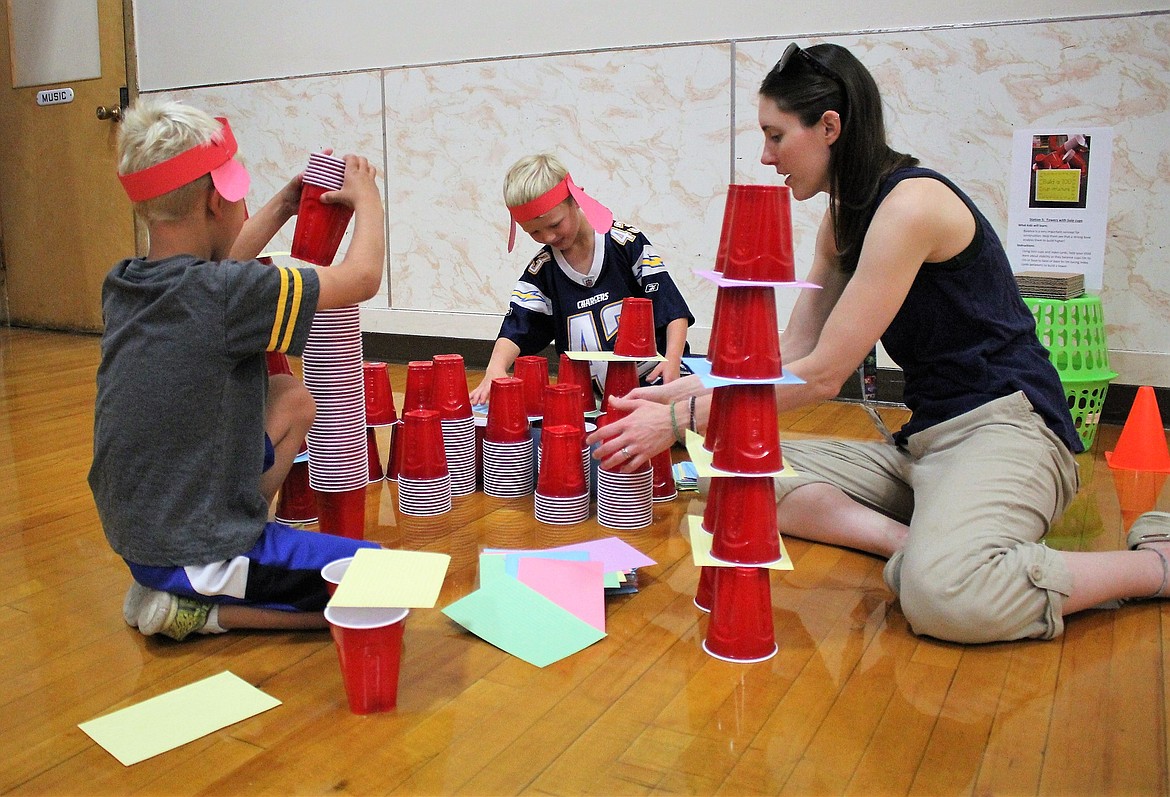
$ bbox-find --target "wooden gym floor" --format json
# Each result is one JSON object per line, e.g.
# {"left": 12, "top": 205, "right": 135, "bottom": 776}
{"left": 1, "top": 326, "right": 1167, "bottom": 796}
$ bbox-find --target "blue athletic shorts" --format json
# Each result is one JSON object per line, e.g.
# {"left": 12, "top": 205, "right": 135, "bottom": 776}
{"left": 128, "top": 523, "right": 379, "bottom": 612}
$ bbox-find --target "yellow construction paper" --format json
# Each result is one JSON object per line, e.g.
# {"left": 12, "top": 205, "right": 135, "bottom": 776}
{"left": 687, "top": 515, "right": 794, "bottom": 571}
{"left": 78, "top": 671, "right": 280, "bottom": 766}
{"left": 684, "top": 430, "right": 799, "bottom": 478}
{"left": 327, "top": 548, "right": 451, "bottom": 609}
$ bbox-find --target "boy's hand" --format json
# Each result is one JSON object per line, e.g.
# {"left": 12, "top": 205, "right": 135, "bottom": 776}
{"left": 320, "top": 155, "right": 380, "bottom": 210}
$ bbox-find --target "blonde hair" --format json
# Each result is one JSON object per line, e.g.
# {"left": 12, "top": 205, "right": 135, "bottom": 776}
{"left": 117, "top": 99, "right": 222, "bottom": 222}
{"left": 503, "top": 153, "right": 570, "bottom": 208}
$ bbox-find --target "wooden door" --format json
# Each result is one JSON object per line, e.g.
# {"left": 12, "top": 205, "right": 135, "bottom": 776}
{"left": 0, "top": 0, "right": 136, "bottom": 332}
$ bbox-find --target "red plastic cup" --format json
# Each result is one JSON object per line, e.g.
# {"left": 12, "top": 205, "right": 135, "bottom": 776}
{"left": 702, "top": 386, "right": 730, "bottom": 453}
{"left": 402, "top": 361, "right": 435, "bottom": 413}
{"left": 542, "top": 383, "right": 586, "bottom": 441}
{"left": 363, "top": 362, "right": 398, "bottom": 426}
{"left": 536, "top": 424, "right": 588, "bottom": 498}
{"left": 703, "top": 566, "right": 777, "bottom": 662}
{"left": 709, "top": 384, "right": 782, "bottom": 474}
{"left": 651, "top": 448, "right": 677, "bottom": 501}
{"left": 274, "top": 456, "right": 318, "bottom": 524}
{"left": 709, "top": 286, "right": 782, "bottom": 379}
{"left": 366, "top": 427, "right": 384, "bottom": 482}
{"left": 513, "top": 355, "right": 549, "bottom": 417}
{"left": 399, "top": 409, "right": 448, "bottom": 481}
{"left": 266, "top": 351, "right": 294, "bottom": 377}
{"left": 706, "top": 289, "right": 727, "bottom": 363}
{"left": 316, "top": 486, "right": 366, "bottom": 539}
{"left": 291, "top": 183, "right": 354, "bottom": 267}
{"left": 701, "top": 478, "right": 724, "bottom": 533}
{"left": 384, "top": 421, "right": 402, "bottom": 481}
{"left": 431, "top": 354, "right": 472, "bottom": 420}
{"left": 557, "top": 353, "right": 595, "bottom": 412}
{"left": 325, "top": 606, "right": 409, "bottom": 714}
{"left": 695, "top": 565, "right": 716, "bottom": 612}
{"left": 613, "top": 297, "right": 657, "bottom": 358}
{"left": 485, "top": 377, "right": 531, "bottom": 443}
{"left": 321, "top": 557, "right": 353, "bottom": 596}
{"left": 708, "top": 476, "right": 780, "bottom": 564}
{"left": 721, "top": 185, "right": 795, "bottom": 282}
{"left": 712, "top": 186, "right": 742, "bottom": 274}
{"left": 601, "top": 360, "right": 639, "bottom": 413}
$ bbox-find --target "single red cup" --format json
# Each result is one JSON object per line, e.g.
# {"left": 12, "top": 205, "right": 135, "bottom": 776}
{"left": 485, "top": 377, "right": 531, "bottom": 443}
{"left": 702, "top": 386, "right": 730, "bottom": 453}
{"left": 613, "top": 297, "right": 657, "bottom": 358}
{"left": 366, "top": 427, "right": 384, "bottom": 482}
{"left": 722, "top": 184, "right": 795, "bottom": 282}
{"left": 709, "top": 384, "right": 782, "bottom": 474}
{"left": 703, "top": 566, "right": 777, "bottom": 662}
{"left": 384, "top": 421, "right": 402, "bottom": 481}
{"left": 542, "top": 383, "right": 586, "bottom": 440}
{"left": 316, "top": 486, "right": 366, "bottom": 540}
{"left": 706, "top": 289, "right": 727, "bottom": 363}
{"left": 601, "top": 360, "right": 639, "bottom": 413}
{"left": 712, "top": 186, "right": 742, "bottom": 274}
{"left": 701, "top": 477, "right": 724, "bottom": 533}
{"left": 651, "top": 448, "right": 677, "bottom": 501}
{"left": 274, "top": 456, "right": 317, "bottom": 524}
{"left": 291, "top": 183, "right": 354, "bottom": 267}
{"left": 708, "top": 476, "right": 780, "bottom": 564}
{"left": 363, "top": 362, "right": 398, "bottom": 426}
{"left": 266, "top": 351, "right": 294, "bottom": 377}
{"left": 402, "top": 361, "right": 434, "bottom": 413}
{"left": 557, "top": 353, "right": 595, "bottom": 413}
{"left": 399, "top": 409, "right": 448, "bottom": 481}
{"left": 536, "top": 424, "right": 588, "bottom": 498}
{"left": 695, "top": 565, "right": 716, "bottom": 612}
{"left": 325, "top": 606, "right": 410, "bottom": 714}
{"left": 709, "top": 286, "right": 782, "bottom": 379}
{"left": 431, "top": 354, "right": 472, "bottom": 420}
{"left": 513, "top": 355, "right": 549, "bottom": 417}
{"left": 321, "top": 557, "right": 353, "bottom": 596}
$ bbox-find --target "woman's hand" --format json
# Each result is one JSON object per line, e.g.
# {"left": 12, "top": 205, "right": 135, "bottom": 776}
{"left": 587, "top": 394, "right": 676, "bottom": 472}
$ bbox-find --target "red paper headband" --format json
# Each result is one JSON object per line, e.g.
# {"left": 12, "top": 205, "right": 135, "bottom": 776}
{"left": 506, "top": 173, "right": 613, "bottom": 252}
{"left": 118, "top": 116, "right": 250, "bottom": 203}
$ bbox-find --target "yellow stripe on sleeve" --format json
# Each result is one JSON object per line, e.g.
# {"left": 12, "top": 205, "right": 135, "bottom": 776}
{"left": 279, "top": 268, "right": 304, "bottom": 353}
{"left": 267, "top": 267, "right": 291, "bottom": 351}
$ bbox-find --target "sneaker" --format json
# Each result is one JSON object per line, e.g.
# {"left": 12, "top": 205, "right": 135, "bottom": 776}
{"left": 136, "top": 590, "right": 212, "bottom": 641}
{"left": 122, "top": 581, "right": 151, "bottom": 627}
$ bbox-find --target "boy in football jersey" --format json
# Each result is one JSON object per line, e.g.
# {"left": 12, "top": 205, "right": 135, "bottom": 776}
{"left": 469, "top": 153, "right": 694, "bottom": 406}
{"left": 89, "top": 99, "right": 385, "bottom": 640}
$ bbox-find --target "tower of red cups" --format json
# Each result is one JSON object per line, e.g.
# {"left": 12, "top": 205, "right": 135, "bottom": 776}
{"left": 432, "top": 354, "right": 477, "bottom": 497}
{"left": 700, "top": 184, "right": 797, "bottom": 663}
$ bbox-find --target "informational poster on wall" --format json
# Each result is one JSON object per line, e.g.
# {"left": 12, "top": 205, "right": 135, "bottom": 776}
{"left": 1006, "top": 127, "right": 1112, "bottom": 290}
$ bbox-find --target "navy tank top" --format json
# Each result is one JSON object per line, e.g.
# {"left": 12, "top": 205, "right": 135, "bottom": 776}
{"left": 871, "top": 167, "right": 1083, "bottom": 453}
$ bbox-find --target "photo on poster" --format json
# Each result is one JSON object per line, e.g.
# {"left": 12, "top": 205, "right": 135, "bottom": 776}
{"left": 1028, "top": 133, "right": 1091, "bottom": 209}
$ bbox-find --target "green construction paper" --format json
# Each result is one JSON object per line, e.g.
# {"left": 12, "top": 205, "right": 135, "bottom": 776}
{"left": 442, "top": 576, "right": 606, "bottom": 667}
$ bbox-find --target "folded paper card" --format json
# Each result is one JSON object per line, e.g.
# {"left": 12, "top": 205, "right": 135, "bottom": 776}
{"left": 327, "top": 547, "right": 451, "bottom": 609}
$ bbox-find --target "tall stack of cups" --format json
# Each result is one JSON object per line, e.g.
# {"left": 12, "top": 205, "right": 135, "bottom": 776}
{"left": 432, "top": 354, "right": 477, "bottom": 497}
{"left": 534, "top": 424, "right": 590, "bottom": 524}
{"left": 302, "top": 304, "right": 368, "bottom": 538}
{"left": 700, "top": 184, "right": 795, "bottom": 664}
{"left": 481, "top": 377, "right": 534, "bottom": 497}
{"left": 595, "top": 298, "right": 656, "bottom": 529}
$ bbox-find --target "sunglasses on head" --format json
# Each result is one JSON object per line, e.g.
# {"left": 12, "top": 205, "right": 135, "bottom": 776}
{"left": 775, "top": 42, "right": 847, "bottom": 98}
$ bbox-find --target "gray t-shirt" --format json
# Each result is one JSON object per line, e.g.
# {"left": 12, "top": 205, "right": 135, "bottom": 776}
{"left": 89, "top": 254, "right": 320, "bottom": 566}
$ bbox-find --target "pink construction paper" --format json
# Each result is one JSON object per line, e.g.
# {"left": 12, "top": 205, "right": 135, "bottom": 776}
{"left": 517, "top": 557, "right": 606, "bottom": 631}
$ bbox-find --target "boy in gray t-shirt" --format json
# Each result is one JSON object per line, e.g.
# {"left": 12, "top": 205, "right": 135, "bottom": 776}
{"left": 89, "top": 99, "right": 386, "bottom": 640}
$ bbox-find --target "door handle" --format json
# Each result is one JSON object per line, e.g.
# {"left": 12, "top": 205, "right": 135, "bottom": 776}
{"left": 96, "top": 105, "right": 122, "bottom": 122}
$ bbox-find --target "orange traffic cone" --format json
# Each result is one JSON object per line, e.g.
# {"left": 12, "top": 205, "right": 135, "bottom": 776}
{"left": 1105, "top": 386, "right": 1170, "bottom": 473}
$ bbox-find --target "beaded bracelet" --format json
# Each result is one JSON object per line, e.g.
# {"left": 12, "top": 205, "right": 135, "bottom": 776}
{"left": 669, "top": 401, "right": 685, "bottom": 444}
{"left": 688, "top": 395, "right": 697, "bottom": 433}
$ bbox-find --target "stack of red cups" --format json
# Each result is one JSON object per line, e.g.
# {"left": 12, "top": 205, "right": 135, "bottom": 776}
{"left": 481, "top": 377, "right": 534, "bottom": 498}
{"left": 432, "top": 354, "right": 477, "bottom": 497}
{"left": 699, "top": 184, "right": 796, "bottom": 663}
{"left": 363, "top": 361, "right": 398, "bottom": 483}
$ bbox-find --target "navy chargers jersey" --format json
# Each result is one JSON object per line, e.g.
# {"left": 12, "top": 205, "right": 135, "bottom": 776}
{"left": 498, "top": 221, "right": 694, "bottom": 396}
